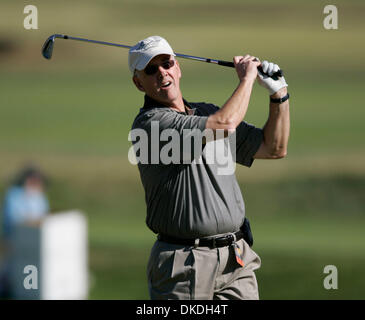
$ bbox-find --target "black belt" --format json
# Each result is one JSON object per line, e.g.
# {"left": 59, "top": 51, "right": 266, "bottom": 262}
{"left": 158, "top": 230, "right": 244, "bottom": 248}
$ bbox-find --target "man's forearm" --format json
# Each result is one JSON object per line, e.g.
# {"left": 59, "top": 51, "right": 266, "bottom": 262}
{"left": 262, "top": 88, "right": 290, "bottom": 158}
{"left": 206, "top": 77, "right": 255, "bottom": 131}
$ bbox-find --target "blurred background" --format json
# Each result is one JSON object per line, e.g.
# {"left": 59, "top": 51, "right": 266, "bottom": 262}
{"left": 1, "top": 0, "right": 364, "bottom": 299}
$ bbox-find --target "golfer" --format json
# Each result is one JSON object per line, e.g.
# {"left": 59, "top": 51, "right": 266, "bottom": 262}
{"left": 129, "top": 36, "right": 290, "bottom": 300}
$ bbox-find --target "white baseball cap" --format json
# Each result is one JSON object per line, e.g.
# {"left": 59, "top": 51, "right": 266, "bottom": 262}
{"left": 128, "top": 36, "right": 175, "bottom": 74}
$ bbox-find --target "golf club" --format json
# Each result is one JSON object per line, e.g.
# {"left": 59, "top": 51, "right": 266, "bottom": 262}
{"left": 41, "top": 34, "right": 283, "bottom": 79}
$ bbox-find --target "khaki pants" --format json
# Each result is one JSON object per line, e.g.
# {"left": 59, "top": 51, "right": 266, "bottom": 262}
{"left": 147, "top": 237, "right": 261, "bottom": 300}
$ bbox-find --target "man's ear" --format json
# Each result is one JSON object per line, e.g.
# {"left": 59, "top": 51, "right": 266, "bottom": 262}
{"left": 133, "top": 75, "right": 145, "bottom": 92}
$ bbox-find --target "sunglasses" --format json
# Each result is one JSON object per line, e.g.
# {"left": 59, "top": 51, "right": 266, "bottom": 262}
{"left": 144, "top": 60, "right": 175, "bottom": 75}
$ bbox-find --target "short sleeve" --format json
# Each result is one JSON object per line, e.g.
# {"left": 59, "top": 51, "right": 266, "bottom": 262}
{"left": 234, "top": 121, "right": 263, "bottom": 167}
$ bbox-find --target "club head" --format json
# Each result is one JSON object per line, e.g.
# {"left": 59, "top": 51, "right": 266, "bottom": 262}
{"left": 42, "top": 35, "right": 56, "bottom": 59}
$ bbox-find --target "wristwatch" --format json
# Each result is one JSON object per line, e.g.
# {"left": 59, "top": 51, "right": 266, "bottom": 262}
{"left": 270, "top": 93, "right": 290, "bottom": 104}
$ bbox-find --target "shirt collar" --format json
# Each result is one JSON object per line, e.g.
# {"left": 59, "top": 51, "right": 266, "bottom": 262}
{"left": 142, "top": 95, "right": 196, "bottom": 113}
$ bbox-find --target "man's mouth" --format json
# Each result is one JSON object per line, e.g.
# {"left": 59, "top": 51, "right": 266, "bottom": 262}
{"left": 160, "top": 81, "right": 172, "bottom": 89}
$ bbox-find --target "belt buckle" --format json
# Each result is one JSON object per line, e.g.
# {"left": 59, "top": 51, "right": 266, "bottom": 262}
{"left": 214, "top": 234, "right": 234, "bottom": 247}
{"left": 226, "top": 234, "right": 234, "bottom": 245}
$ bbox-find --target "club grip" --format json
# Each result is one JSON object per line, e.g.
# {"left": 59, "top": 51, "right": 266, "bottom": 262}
{"left": 217, "top": 60, "right": 235, "bottom": 68}
{"left": 217, "top": 60, "right": 283, "bottom": 78}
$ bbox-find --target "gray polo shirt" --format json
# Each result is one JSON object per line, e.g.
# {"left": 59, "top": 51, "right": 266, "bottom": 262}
{"left": 131, "top": 95, "right": 263, "bottom": 239}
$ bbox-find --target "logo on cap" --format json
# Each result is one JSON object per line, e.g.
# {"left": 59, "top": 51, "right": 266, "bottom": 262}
{"left": 135, "top": 39, "right": 162, "bottom": 51}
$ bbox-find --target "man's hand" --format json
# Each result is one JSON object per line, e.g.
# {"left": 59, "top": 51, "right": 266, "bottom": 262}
{"left": 257, "top": 60, "right": 288, "bottom": 95}
{"left": 233, "top": 55, "right": 261, "bottom": 82}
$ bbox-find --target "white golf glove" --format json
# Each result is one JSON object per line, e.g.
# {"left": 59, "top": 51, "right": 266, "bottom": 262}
{"left": 257, "top": 60, "right": 288, "bottom": 95}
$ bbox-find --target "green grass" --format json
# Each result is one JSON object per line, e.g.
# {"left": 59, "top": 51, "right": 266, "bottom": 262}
{"left": 1, "top": 71, "right": 364, "bottom": 156}
{"left": 12, "top": 170, "right": 359, "bottom": 300}
{"left": 1, "top": 0, "right": 365, "bottom": 300}
{"left": 32, "top": 171, "right": 363, "bottom": 300}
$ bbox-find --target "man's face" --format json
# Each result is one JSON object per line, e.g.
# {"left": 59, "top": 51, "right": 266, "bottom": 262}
{"left": 133, "top": 54, "right": 182, "bottom": 107}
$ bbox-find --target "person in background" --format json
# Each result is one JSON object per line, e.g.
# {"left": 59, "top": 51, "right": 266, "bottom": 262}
{"left": 2, "top": 166, "right": 49, "bottom": 239}
{"left": 0, "top": 165, "right": 50, "bottom": 297}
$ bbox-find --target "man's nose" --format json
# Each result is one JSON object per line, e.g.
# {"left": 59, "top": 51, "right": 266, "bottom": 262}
{"left": 157, "top": 65, "right": 167, "bottom": 77}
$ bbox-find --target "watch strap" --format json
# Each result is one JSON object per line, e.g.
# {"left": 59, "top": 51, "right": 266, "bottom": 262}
{"left": 270, "top": 93, "right": 290, "bottom": 104}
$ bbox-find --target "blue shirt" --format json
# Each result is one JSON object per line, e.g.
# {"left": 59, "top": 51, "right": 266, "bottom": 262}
{"left": 2, "top": 186, "right": 49, "bottom": 239}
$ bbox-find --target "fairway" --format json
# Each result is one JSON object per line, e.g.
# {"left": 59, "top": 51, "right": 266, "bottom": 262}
{"left": 1, "top": 0, "right": 365, "bottom": 299}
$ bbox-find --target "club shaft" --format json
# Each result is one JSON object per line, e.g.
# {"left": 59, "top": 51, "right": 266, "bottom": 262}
{"left": 62, "top": 35, "right": 224, "bottom": 65}
{"left": 64, "top": 35, "right": 236, "bottom": 68}
{"left": 58, "top": 35, "right": 225, "bottom": 64}
{"left": 61, "top": 34, "right": 132, "bottom": 50}
{"left": 48, "top": 34, "right": 283, "bottom": 77}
